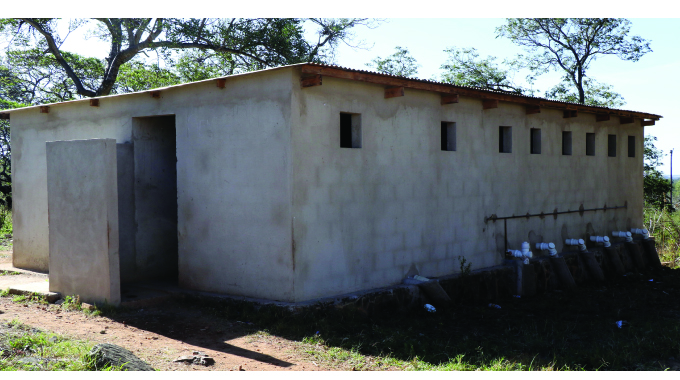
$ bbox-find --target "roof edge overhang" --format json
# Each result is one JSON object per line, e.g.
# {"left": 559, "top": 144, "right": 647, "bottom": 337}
{"left": 0, "top": 62, "right": 662, "bottom": 123}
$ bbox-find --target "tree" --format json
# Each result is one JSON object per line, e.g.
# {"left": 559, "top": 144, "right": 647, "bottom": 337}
{"left": 496, "top": 18, "right": 651, "bottom": 105}
{"left": 544, "top": 77, "right": 625, "bottom": 108}
{"left": 1, "top": 18, "right": 375, "bottom": 98}
{"left": 644, "top": 135, "right": 672, "bottom": 211}
{"left": 439, "top": 47, "right": 531, "bottom": 94}
{"left": 366, "top": 46, "right": 420, "bottom": 78}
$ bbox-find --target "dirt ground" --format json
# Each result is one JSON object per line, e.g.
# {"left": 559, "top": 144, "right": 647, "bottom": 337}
{"left": 0, "top": 249, "right": 326, "bottom": 371}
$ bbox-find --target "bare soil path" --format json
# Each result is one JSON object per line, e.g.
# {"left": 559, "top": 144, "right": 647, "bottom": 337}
{"left": 0, "top": 249, "right": 327, "bottom": 371}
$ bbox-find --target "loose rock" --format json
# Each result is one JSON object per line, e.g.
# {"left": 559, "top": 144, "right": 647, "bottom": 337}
{"left": 86, "top": 343, "right": 154, "bottom": 371}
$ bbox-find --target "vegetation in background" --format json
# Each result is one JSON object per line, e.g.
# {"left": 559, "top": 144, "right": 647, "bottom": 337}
{"left": 496, "top": 18, "right": 651, "bottom": 106}
{"left": 0, "top": 18, "right": 377, "bottom": 98}
{"left": 439, "top": 47, "right": 531, "bottom": 94}
{"left": 365, "top": 46, "right": 420, "bottom": 78}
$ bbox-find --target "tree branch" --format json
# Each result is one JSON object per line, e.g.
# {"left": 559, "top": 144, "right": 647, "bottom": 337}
{"left": 21, "top": 19, "right": 96, "bottom": 97}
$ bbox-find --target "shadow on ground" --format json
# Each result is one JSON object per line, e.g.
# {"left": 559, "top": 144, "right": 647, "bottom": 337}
{"left": 105, "top": 266, "right": 680, "bottom": 371}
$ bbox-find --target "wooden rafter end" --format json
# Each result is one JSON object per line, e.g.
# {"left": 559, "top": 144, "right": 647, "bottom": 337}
{"left": 385, "top": 86, "right": 405, "bottom": 99}
{"left": 301, "top": 75, "right": 322, "bottom": 88}
{"left": 441, "top": 94, "right": 459, "bottom": 105}
{"left": 482, "top": 99, "right": 498, "bottom": 110}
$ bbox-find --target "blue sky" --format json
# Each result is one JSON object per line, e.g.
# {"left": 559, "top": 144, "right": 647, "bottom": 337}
{"left": 6, "top": 13, "right": 678, "bottom": 175}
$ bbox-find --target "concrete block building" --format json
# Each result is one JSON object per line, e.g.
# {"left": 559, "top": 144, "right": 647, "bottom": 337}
{"left": 0, "top": 63, "right": 662, "bottom": 305}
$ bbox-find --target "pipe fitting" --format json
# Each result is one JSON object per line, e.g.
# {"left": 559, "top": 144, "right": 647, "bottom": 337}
{"left": 565, "top": 238, "right": 587, "bottom": 252}
{"left": 612, "top": 231, "right": 633, "bottom": 243}
{"left": 507, "top": 241, "right": 533, "bottom": 264}
{"left": 590, "top": 235, "right": 611, "bottom": 247}
{"left": 536, "top": 242, "right": 558, "bottom": 256}
{"left": 631, "top": 228, "right": 650, "bottom": 240}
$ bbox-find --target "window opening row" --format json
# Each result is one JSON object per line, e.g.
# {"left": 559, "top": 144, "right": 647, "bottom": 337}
{"left": 340, "top": 113, "right": 636, "bottom": 157}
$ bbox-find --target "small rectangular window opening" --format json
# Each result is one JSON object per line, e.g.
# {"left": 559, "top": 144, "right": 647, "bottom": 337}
{"left": 441, "top": 122, "right": 456, "bottom": 151}
{"left": 628, "top": 136, "right": 635, "bottom": 157}
{"left": 340, "top": 113, "right": 361, "bottom": 148}
{"left": 608, "top": 134, "right": 617, "bottom": 157}
{"left": 586, "top": 133, "right": 595, "bottom": 156}
{"left": 562, "top": 131, "right": 572, "bottom": 156}
{"left": 530, "top": 128, "right": 541, "bottom": 154}
{"left": 499, "top": 126, "right": 512, "bottom": 153}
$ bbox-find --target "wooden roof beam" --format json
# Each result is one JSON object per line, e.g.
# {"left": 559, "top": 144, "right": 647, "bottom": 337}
{"left": 150, "top": 91, "right": 161, "bottom": 98}
{"left": 385, "top": 86, "right": 404, "bottom": 99}
{"left": 0, "top": 113, "right": 9, "bottom": 120}
{"left": 90, "top": 99, "right": 99, "bottom": 107}
{"left": 526, "top": 105, "right": 541, "bottom": 115}
{"left": 40, "top": 106, "right": 49, "bottom": 114}
{"left": 641, "top": 119, "right": 655, "bottom": 126}
{"left": 441, "top": 94, "right": 459, "bottom": 105}
{"left": 301, "top": 74, "right": 322, "bottom": 88}
{"left": 299, "top": 65, "right": 662, "bottom": 121}
{"left": 216, "top": 79, "right": 226, "bottom": 89}
{"left": 563, "top": 110, "right": 577, "bottom": 118}
{"left": 596, "top": 114, "right": 611, "bottom": 122}
{"left": 619, "top": 116, "right": 634, "bottom": 124}
{"left": 482, "top": 99, "right": 498, "bottom": 110}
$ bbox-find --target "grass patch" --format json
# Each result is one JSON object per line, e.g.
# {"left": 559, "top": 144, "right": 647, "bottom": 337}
{"left": 0, "top": 270, "right": 19, "bottom": 276}
{"left": 167, "top": 265, "right": 680, "bottom": 371}
{"left": 0, "top": 321, "right": 108, "bottom": 370}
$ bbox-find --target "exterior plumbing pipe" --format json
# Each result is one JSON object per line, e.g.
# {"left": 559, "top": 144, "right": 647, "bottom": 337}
{"left": 507, "top": 242, "right": 533, "bottom": 264}
{"left": 565, "top": 238, "right": 587, "bottom": 252}
{"left": 631, "top": 228, "right": 650, "bottom": 240}
{"left": 612, "top": 231, "right": 633, "bottom": 243}
{"left": 590, "top": 236, "right": 611, "bottom": 248}
{"left": 566, "top": 238, "right": 605, "bottom": 283}
{"left": 536, "top": 242, "right": 558, "bottom": 257}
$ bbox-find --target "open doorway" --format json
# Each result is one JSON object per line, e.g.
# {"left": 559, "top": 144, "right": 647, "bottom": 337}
{"left": 128, "top": 115, "right": 178, "bottom": 283}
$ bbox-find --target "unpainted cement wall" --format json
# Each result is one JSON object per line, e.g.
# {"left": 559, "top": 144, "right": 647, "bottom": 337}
{"left": 11, "top": 69, "right": 295, "bottom": 301}
{"left": 46, "top": 139, "right": 120, "bottom": 305}
{"left": 290, "top": 72, "right": 644, "bottom": 302}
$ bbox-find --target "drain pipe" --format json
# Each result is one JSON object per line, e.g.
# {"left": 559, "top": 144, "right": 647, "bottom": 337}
{"left": 612, "top": 231, "right": 645, "bottom": 270}
{"left": 590, "top": 236, "right": 611, "bottom": 248}
{"left": 565, "top": 238, "right": 587, "bottom": 252}
{"left": 507, "top": 242, "right": 533, "bottom": 264}
{"left": 631, "top": 228, "right": 650, "bottom": 240}
{"left": 565, "top": 238, "right": 605, "bottom": 283}
{"left": 535, "top": 242, "right": 558, "bottom": 257}
{"left": 534, "top": 241, "right": 575, "bottom": 290}
{"left": 612, "top": 231, "right": 633, "bottom": 243}
{"left": 631, "top": 228, "right": 662, "bottom": 269}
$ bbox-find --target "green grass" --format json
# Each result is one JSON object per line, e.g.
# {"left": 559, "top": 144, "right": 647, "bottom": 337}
{"left": 166, "top": 265, "right": 680, "bottom": 372}
{"left": 0, "top": 320, "right": 105, "bottom": 371}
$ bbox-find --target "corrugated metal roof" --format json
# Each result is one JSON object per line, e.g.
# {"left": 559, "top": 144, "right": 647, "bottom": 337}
{"left": 0, "top": 62, "right": 663, "bottom": 120}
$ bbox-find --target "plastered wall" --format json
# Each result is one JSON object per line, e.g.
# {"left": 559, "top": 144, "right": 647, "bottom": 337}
{"left": 290, "top": 73, "right": 643, "bottom": 302}
{"left": 11, "top": 69, "right": 295, "bottom": 301}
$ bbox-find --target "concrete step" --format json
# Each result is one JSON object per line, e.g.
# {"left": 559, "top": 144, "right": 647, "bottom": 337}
{"left": 8, "top": 281, "right": 61, "bottom": 303}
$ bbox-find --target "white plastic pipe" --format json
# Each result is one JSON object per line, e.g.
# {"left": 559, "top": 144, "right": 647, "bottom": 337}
{"left": 590, "top": 235, "right": 611, "bottom": 247}
{"left": 630, "top": 228, "right": 650, "bottom": 240}
{"left": 507, "top": 241, "right": 533, "bottom": 264}
{"left": 536, "top": 242, "right": 558, "bottom": 256}
{"left": 565, "top": 238, "right": 587, "bottom": 252}
{"left": 612, "top": 231, "right": 633, "bottom": 243}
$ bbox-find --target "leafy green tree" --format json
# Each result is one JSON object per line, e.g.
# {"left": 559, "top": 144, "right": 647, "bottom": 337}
{"left": 366, "top": 46, "right": 420, "bottom": 78}
{"left": 496, "top": 18, "right": 651, "bottom": 105}
{"left": 1, "top": 18, "right": 375, "bottom": 98}
{"left": 544, "top": 77, "right": 625, "bottom": 108}
{"left": 439, "top": 47, "right": 531, "bottom": 94}
{"left": 644, "top": 135, "right": 672, "bottom": 211}
{"left": 113, "top": 61, "right": 181, "bottom": 93}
